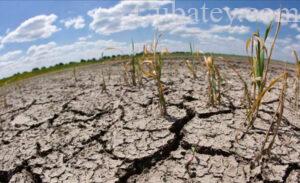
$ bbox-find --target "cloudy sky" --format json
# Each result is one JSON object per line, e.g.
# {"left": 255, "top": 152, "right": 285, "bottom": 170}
{"left": 0, "top": 0, "right": 300, "bottom": 78}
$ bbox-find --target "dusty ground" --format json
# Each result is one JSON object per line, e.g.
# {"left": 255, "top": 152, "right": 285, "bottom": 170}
{"left": 0, "top": 58, "right": 299, "bottom": 183}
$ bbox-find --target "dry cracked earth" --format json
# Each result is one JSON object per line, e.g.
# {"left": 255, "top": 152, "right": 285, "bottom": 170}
{"left": 0, "top": 59, "right": 299, "bottom": 183}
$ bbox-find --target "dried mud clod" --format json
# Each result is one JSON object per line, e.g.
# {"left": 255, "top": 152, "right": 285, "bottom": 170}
{"left": 0, "top": 61, "right": 299, "bottom": 183}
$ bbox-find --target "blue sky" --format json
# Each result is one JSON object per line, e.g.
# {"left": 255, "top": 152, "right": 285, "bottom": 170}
{"left": 0, "top": 0, "right": 300, "bottom": 78}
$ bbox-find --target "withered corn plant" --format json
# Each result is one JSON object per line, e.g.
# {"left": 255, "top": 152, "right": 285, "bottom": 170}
{"left": 0, "top": 95, "right": 8, "bottom": 109}
{"left": 204, "top": 56, "right": 222, "bottom": 106}
{"left": 130, "top": 40, "right": 137, "bottom": 86}
{"left": 244, "top": 12, "right": 282, "bottom": 129}
{"left": 185, "top": 43, "right": 199, "bottom": 79}
{"left": 293, "top": 50, "right": 300, "bottom": 111}
{"left": 136, "top": 59, "right": 144, "bottom": 87}
{"left": 72, "top": 67, "right": 77, "bottom": 84}
{"left": 130, "top": 41, "right": 144, "bottom": 87}
{"left": 122, "top": 62, "right": 130, "bottom": 85}
{"left": 246, "top": 19, "right": 278, "bottom": 95}
{"left": 141, "top": 33, "right": 167, "bottom": 116}
{"left": 101, "top": 70, "right": 107, "bottom": 93}
{"left": 108, "top": 66, "right": 112, "bottom": 81}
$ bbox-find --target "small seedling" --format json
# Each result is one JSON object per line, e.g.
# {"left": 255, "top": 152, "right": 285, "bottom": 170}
{"left": 293, "top": 50, "right": 300, "bottom": 111}
{"left": 204, "top": 56, "right": 221, "bottom": 106}
{"left": 185, "top": 140, "right": 200, "bottom": 177}
{"left": 141, "top": 33, "right": 167, "bottom": 116}
{"left": 185, "top": 145, "right": 200, "bottom": 177}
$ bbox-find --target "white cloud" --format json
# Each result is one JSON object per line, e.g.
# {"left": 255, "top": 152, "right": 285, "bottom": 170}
{"left": 1, "top": 14, "right": 59, "bottom": 44}
{"left": 296, "top": 34, "right": 300, "bottom": 40}
{"left": 209, "top": 25, "right": 249, "bottom": 34}
{"left": 26, "top": 42, "right": 57, "bottom": 57}
{"left": 0, "top": 37, "right": 3, "bottom": 49}
{"left": 87, "top": 1, "right": 174, "bottom": 35}
{"left": 290, "top": 23, "right": 300, "bottom": 32}
{"left": 61, "top": 16, "right": 85, "bottom": 29}
{"left": 0, "top": 50, "right": 23, "bottom": 62}
{"left": 78, "top": 35, "right": 92, "bottom": 42}
{"left": 86, "top": 0, "right": 249, "bottom": 43}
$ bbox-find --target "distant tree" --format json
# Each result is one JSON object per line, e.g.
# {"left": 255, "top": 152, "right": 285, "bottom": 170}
{"left": 41, "top": 67, "right": 46, "bottom": 70}
{"left": 32, "top": 68, "right": 39, "bottom": 72}
{"left": 92, "top": 58, "right": 96, "bottom": 62}
{"left": 80, "top": 59, "right": 86, "bottom": 63}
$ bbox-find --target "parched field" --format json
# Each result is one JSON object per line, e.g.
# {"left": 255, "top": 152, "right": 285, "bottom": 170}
{"left": 0, "top": 58, "right": 299, "bottom": 183}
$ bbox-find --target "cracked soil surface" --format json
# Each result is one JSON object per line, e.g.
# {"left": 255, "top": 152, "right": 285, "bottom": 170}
{"left": 0, "top": 59, "right": 299, "bottom": 182}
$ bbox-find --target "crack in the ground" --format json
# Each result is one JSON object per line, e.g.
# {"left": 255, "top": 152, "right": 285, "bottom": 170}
{"left": 180, "top": 141, "right": 233, "bottom": 157}
{"left": 197, "top": 109, "right": 233, "bottom": 118}
{"left": 0, "top": 160, "right": 42, "bottom": 183}
{"left": 61, "top": 104, "right": 123, "bottom": 163}
{"left": 62, "top": 130, "right": 107, "bottom": 163}
{"left": 116, "top": 106, "right": 195, "bottom": 183}
{"left": 0, "top": 100, "right": 36, "bottom": 117}
{"left": 180, "top": 141, "right": 251, "bottom": 164}
{"left": 282, "top": 163, "right": 300, "bottom": 183}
